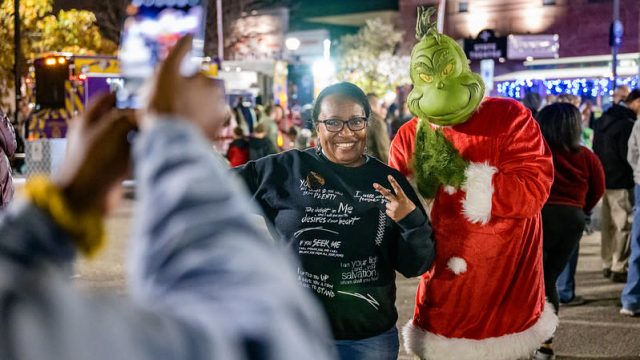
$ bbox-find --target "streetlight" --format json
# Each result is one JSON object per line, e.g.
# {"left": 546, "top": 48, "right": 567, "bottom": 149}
{"left": 285, "top": 37, "right": 301, "bottom": 51}
{"left": 14, "top": 0, "right": 20, "bottom": 124}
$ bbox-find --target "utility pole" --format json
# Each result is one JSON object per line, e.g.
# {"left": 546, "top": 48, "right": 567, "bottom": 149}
{"left": 437, "top": 0, "right": 446, "bottom": 33}
{"left": 217, "top": 0, "right": 224, "bottom": 60}
{"left": 13, "top": 0, "right": 20, "bottom": 124}
{"left": 611, "top": 0, "right": 621, "bottom": 95}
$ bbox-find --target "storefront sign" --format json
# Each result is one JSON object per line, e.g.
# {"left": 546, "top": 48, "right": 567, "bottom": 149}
{"left": 507, "top": 34, "right": 559, "bottom": 60}
{"left": 464, "top": 29, "right": 507, "bottom": 60}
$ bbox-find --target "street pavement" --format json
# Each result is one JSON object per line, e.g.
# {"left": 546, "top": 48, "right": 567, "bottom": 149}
{"left": 75, "top": 198, "right": 640, "bottom": 359}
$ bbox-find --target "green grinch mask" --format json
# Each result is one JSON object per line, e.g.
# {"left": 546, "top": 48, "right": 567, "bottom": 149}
{"left": 408, "top": 7, "right": 484, "bottom": 126}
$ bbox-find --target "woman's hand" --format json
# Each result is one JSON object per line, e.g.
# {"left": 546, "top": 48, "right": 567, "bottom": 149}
{"left": 373, "top": 175, "right": 417, "bottom": 222}
{"left": 54, "top": 94, "right": 137, "bottom": 215}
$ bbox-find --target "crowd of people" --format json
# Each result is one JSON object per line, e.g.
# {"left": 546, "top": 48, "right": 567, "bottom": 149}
{"left": 524, "top": 86, "right": 640, "bottom": 321}
{"left": 0, "top": 32, "right": 639, "bottom": 360}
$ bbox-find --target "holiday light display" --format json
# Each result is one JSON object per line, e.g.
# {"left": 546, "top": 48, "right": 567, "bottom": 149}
{"left": 496, "top": 77, "right": 639, "bottom": 99}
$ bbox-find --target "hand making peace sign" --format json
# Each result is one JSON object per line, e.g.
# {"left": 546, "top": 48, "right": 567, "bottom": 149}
{"left": 373, "top": 175, "right": 417, "bottom": 223}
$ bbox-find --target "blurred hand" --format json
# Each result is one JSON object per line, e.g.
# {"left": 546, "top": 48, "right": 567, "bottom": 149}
{"left": 55, "top": 94, "right": 136, "bottom": 215}
{"left": 144, "top": 35, "right": 227, "bottom": 141}
{"left": 373, "top": 175, "right": 417, "bottom": 222}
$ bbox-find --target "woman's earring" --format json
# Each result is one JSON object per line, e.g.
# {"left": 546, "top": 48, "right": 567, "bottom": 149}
{"left": 316, "top": 143, "right": 322, "bottom": 155}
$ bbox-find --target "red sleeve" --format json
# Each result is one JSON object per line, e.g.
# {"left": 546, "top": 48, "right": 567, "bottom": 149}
{"left": 389, "top": 118, "right": 418, "bottom": 177}
{"left": 584, "top": 149, "right": 606, "bottom": 212}
{"left": 491, "top": 102, "right": 554, "bottom": 219}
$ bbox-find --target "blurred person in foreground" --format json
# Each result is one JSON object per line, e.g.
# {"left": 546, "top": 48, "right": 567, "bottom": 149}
{"left": 0, "top": 109, "right": 16, "bottom": 210}
{"left": 0, "top": 36, "right": 335, "bottom": 360}
{"left": 235, "top": 82, "right": 435, "bottom": 360}
{"left": 593, "top": 89, "right": 640, "bottom": 283}
{"left": 366, "top": 93, "right": 391, "bottom": 163}
{"left": 533, "top": 103, "right": 605, "bottom": 360}
{"left": 623, "top": 89, "right": 640, "bottom": 317}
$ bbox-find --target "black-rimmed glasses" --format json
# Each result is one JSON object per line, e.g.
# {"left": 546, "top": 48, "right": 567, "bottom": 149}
{"left": 317, "top": 117, "right": 368, "bottom": 132}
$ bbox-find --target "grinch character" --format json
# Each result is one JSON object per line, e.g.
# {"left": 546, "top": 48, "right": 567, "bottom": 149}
{"left": 389, "top": 7, "right": 557, "bottom": 360}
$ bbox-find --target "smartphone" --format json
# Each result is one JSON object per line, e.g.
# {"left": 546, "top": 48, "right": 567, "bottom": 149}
{"left": 116, "top": 0, "right": 207, "bottom": 109}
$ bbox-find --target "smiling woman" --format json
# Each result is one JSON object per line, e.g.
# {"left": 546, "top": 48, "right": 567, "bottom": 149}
{"left": 234, "top": 82, "right": 436, "bottom": 360}
{"left": 314, "top": 83, "right": 371, "bottom": 167}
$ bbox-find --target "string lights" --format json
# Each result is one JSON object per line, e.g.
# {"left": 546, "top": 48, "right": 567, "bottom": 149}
{"left": 496, "top": 77, "right": 639, "bottom": 99}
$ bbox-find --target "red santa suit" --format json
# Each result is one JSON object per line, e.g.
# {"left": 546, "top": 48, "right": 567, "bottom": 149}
{"left": 390, "top": 98, "right": 557, "bottom": 360}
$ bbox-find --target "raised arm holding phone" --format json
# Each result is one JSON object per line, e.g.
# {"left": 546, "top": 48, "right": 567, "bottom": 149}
{"left": 0, "top": 36, "right": 335, "bottom": 360}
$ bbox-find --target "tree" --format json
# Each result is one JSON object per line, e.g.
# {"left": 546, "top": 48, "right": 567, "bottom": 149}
{"left": 0, "top": 0, "right": 117, "bottom": 107}
{"left": 92, "top": 0, "right": 128, "bottom": 44}
{"left": 336, "top": 18, "right": 410, "bottom": 95}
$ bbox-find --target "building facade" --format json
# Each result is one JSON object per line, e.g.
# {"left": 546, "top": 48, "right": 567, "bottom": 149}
{"left": 399, "top": 0, "right": 639, "bottom": 58}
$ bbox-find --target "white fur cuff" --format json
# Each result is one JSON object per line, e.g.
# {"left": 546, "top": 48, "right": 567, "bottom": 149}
{"left": 461, "top": 162, "right": 497, "bottom": 225}
{"left": 447, "top": 257, "right": 467, "bottom": 275}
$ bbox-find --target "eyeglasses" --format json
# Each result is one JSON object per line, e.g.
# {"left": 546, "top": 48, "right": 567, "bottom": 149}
{"left": 317, "top": 117, "right": 368, "bottom": 132}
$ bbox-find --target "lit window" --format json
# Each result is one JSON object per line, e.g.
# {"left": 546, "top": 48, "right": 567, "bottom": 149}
{"left": 459, "top": 1, "right": 468, "bottom": 13}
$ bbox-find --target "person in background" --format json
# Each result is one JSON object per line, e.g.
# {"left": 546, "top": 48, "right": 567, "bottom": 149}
{"left": 545, "top": 94, "right": 558, "bottom": 106}
{"left": 615, "top": 86, "right": 631, "bottom": 103}
{"left": 0, "top": 109, "right": 16, "bottom": 210}
{"left": 593, "top": 89, "right": 640, "bottom": 283}
{"left": 212, "top": 105, "right": 238, "bottom": 155}
{"left": 579, "top": 100, "right": 595, "bottom": 148}
{"left": 390, "top": 101, "right": 412, "bottom": 140}
{"left": 556, "top": 99, "right": 598, "bottom": 305}
{"left": 0, "top": 36, "right": 336, "bottom": 360}
{"left": 235, "top": 96, "right": 256, "bottom": 133}
{"left": 366, "top": 93, "right": 391, "bottom": 163}
{"left": 249, "top": 123, "right": 278, "bottom": 161}
{"left": 623, "top": 89, "right": 640, "bottom": 317}
{"left": 261, "top": 104, "right": 281, "bottom": 148}
{"left": 523, "top": 92, "right": 543, "bottom": 118}
{"left": 557, "top": 93, "right": 582, "bottom": 108}
{"left": 254, "top": 104, "right": 264, "bottom": 123}
{"left": 235, "top": 82, "right": 435, "bottom": 360}
{"left": 533, "top": 103, "right": 605, "bottom": 360}
{"left": 226, "top": 126, "right": 250, "bottom": 167}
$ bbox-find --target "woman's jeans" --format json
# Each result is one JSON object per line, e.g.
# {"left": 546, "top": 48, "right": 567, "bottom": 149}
{"left": 557, "top": 244, "right": 579, "bottom": 303}
{"left": 621, "top": 184, "right": 640, "bottom": 312}
{"left": 542, "top": 205, "right": 586, "bottom": 313}
{"left": 335, "top": 327, "right": 399, "bottom": 360}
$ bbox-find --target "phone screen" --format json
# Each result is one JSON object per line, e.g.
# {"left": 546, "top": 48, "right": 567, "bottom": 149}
{"left": 117, "top": 0, "right": 206, "bottom": 109}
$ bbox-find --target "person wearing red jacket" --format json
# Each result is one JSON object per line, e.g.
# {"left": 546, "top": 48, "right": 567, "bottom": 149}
{"left": 533, "top": 103, "right": 605, "bottom": 359}
{"left": 389, "top": 7, "right": 556, "bottom": 359}
{"left": 226, "top": 127, "right": 249, "bottom": 167}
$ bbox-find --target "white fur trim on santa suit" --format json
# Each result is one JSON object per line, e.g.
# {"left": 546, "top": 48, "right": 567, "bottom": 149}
{"left": 447, "top": 257, "right": 467, "bottom": 275}
{"left": 461, "top": 162, "right": 498, "bottom": 225}
{"left": 402, "top": 302, "right": 558, "bottom": 360}
{"left": 443, "top": 185, "right": 457, "bottom": 195}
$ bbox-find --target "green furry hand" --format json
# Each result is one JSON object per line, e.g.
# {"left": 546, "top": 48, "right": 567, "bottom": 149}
{"left": 413, "top": 119, "right": 469, "bottom": 198}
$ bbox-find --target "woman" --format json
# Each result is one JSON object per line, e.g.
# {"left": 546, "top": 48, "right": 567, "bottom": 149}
{"left": 236, "top": 82, "right": 435, "bottom": 359}
{"left": 534, "top": 103, "right": 605, "bottom": 360}
{"left": 0, "top": 109, "right": 16, "bottom": 210}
